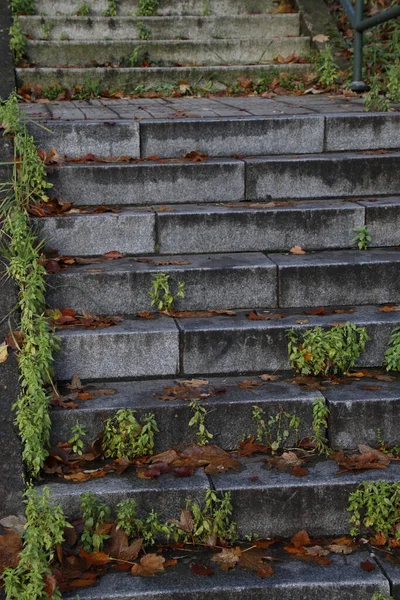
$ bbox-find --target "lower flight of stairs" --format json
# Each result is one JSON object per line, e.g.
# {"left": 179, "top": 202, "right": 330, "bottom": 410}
{"left": 25, "top": 105, "right": 400, "bottom": 598}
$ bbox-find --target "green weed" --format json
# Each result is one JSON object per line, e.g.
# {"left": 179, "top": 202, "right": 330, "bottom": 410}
{"left": 137, "top": 0, "right": 159, "bottom": 16}
{"left": 384, "top": 326, "right": 400, "bottom": 372}
{"left": 348, "top": 481, "right": 400, "bottom": 539}
{"left": 9, "top": 16, "right": 27, "bottom": 63}
{"left": 137, "top": 22, "right": 151, "bottom": 40}
{"left": 189, "top": 399, "right": 213, "bottom": 445}
{"left": 353, "top": 226, "right": 371, "bottom": 250}
{"left": 76, "top": 3, "right": 91, "bottom": 16}
{"left": 104, "top": 0, "right": 118, "bottom": 16}
{"left": 68, "top": 420, "right": 87, "bottom": 455}
{"left": 80, "top": 492, "right": 111, "bottom": 552}
{"left": 148, "top": 272, "right": 185, "bottom": 311}
{"left": 311, "top": 397, "right": 330, "bottom": 455}
{"left": 315, "top": 44, "right": 340, "bottom": 87}
{"left": 102, "top": 409, "right": 158, "bottom": 459}
{"left": 251, "top": 405, "right": 301, "bottom": 452}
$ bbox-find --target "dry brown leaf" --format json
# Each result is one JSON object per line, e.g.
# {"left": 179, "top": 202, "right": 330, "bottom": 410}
{"left": 272, "top": 0, "right": 296, "bottom": 13}
{"left": 107, "top": 527, "right": 142, "bottom": 562}
{"left": 239, "top": 548, "right": 274, "bottom": 578}
{"left": 0, "top": 342, "right": 8, "bottom": 363}
{"left": 131, "top": 554, "right": 165, "bottom": 577}
{"left": 211, "top": 547, "right": 241, "bottom": 571}
{"left": 259, "top": 374, "right": 280, "bottom": 381}
{"left": 266, "top": 452, "right": 305, "bottom": 473}
{"left": 0, "top": 529, "right": 22, "bottom": 572}
{"left": 168, "top": 509, "right": 194, "bottom": 534}
{"left": 290, "top": 245, "right": 306, "bottom": 255}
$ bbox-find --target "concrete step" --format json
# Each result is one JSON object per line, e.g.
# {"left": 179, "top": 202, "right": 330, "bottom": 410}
{"left": 34, "top": 200, "right": 366, "bottom": 257}
{"left": 46, "top": 152, "right": 400, "bottom": 207}
{"left": 38, "top": 458, "right": 400, "bottom": 537}
{"left": 61, "top": 552, "right": 391, "bottom": 600}
{"left": 46, "top": 252, "right": 277, "bottom": 314}
{"left": 25, "top": 38, "right": 311, "bottom": 68}
{"left": 54, "top": 305, "right": 400, "bottom": 381}
{"left": 49, "top": 376, "right": 320, "bottom": 451}
{"left": 273, "top": 248, "right": 400, "bottom": 308}
{"left": 47, "top": 159, "right": 246, "bottom": 206}
{"left": 20, "top": 14, "right": 300, "bottom": 41}
{"left": 33, "top": 0, "right": 277, "bottom": 17}
{"left": 29, "top": 112, "right": 400, "bottom": 159}
{"left": 16, "top": 63, "right": 311, "bottom": 90}
{"left": 246, "top": 150, "right": 400, "bottom": 200}
{"left": 49, "top": 373, "right": 400, "bottom": 452}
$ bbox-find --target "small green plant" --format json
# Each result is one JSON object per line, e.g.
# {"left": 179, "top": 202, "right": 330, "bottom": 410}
{"left": 371, "top": 594, "right": 395, "bottom": 600}
{"left": 287, "top": 322, "right": 369, "bottom": 376}
{"left": 127, "top": 45, "right": 143, "bottom": 67}
{"left": 59, "top": 31, "right": 69, "bottom": 40}
{"left": 364, "top": 75, "right": 390, "bottom": 112}
{"left": 116, "top": 499, "right": 174, "bottom": 545}
{"left": 76, "top": 3, "right": 91, "bottom": 16}
{"left": 137, "top": 0, "right": 159, "bottom": 16}
{"left": 348, "top": 481, "right": 400, "bottom": 539}
{"left": 72, "top": 77, "right": 101, "bottom": 99}
{"left": 183, "top": 490, "right": 238, "bottom": 543}
{"left": 315, "top": 43, "right": 340, "bottom": 87}
{"left": 202, "top": 0, "right": 211, "bottom": 16}
{"left": 10, "top": 0, "right": 35, "bottom": 15}
{"left": 383, "top": 326, "right": 400, "bottom": 372}
{"left": 104, "top": 0, "right": 118, "bottom": 16}
{"left": 251, "top": 405, "right": 301, "bottom": 452}
{"left": 9, "top": 15, "right": 27, "bottom": 63}
{"left": 80, "top": 492, "right": 111, "bottom": 552}
{"left": 42, "top": 83, "right": 64, "bottom": 100}
{"left": 68, "top": 420, "right": 87, "bottom": 455}
{"left": 102, "top": 409, "right": 158, "bottom": 459}
{"left": 353, "top": 226, "right": 371, "bottom": 250}
{"left": 387, "top": 59, "right": 400, "bottom": 103}
{"left": 148, "top": 272, "right": 185, "bottom": 311}
{"left": 3, "top": 487, "right": 70, "bottom": 600}
{"left": 311, "top": 397, "right": 330, "bottom": 455}
{"left": 137, "top": 22, "right": 151, "bottom": 40}
{"left": 189, "top": 399, "right": 213, "bottom": 445}
{"left": 41, "top": 21, "right": 53, "bottom": 39}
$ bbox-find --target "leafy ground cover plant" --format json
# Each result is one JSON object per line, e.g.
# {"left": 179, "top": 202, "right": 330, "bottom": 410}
{"left": 348, "top": 481, "right": 400, "bottom": 539}
{"left": 148, "top": 273, "right": 185, "bottom": 311}
{"left": 137, "top": 0, "right": 159, "bottom": 16}
{"left": 383, "top": 327, "right": 400, "bottom": 372}
{"left": 102, "top": 409, "right": 158, "bottom": 459}
{"left": 315, "top": 43, "right": 340, "bottom": 87}
{"left": 353, "top": 226, "right": 372, "bottom": 250}
{"left": 311, "top": 398, "right": 330, "bottom": 455}
{"left": 251, "top": 405, "right": 300, "bottom": 452}
{"left": 287, "top": 322, "right": 369, "bottom": 376}
{"left": 80, "top": 492, "right": 111, "bottom": 552}
{"left": 0, "top": 95, "right": 58, "bottom": 476}
{"left": 189, "top": 399, "right": 213, "bottom": 445}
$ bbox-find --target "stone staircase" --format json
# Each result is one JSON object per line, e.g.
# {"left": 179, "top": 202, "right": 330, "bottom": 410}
{"left": 17, "top": 0, "right": 312, "bottom": 91}
{"left": 23, "top": 98, "right": 400, "bottom": 598}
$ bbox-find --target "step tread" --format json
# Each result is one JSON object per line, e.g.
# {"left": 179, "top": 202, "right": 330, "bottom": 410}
{"left": 61, "top": 550, "right": 389, "bottom": 600}
{"left": 270, "top": 247, "right": 400, "bottom": 267}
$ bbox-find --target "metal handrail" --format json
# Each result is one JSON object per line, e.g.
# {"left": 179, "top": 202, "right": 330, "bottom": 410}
{"left": 339, "top": 0, "right": 400, "bottom": 91}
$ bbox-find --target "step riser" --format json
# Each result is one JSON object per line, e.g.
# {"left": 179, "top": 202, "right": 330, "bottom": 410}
{"left": 214, "top": 462, "right": 400, "bottom": 538}
{"left": 26, "top": 38, "right": 311, "bottom": 68}
{"left": 34, "top": 202, "right": 365, "bottom": 257}
{"left": 20, "top": 14, "right": 300, "bottom": 41}
{"left": 16, "top": 63, "right": 311, "bottom": 90}
{"left": 246, "top": 153, "right": 400, "bottom": 200}
{"left": 33, "top": 0, "right": 277, "bottom": 17}
{"left": 50, "top": 379, "right": 319, "bottom": 451}
{"left": 47, "top": 161, "right": 246, "bottom": 206}
{"left": 274, "top": 250, "right": 400, "bottom": 308}
{"left": 46, "top": 254, "right": 277, "bottom": 314}
{"left": 54, "top": 309, "right": 397, "bottom": 381}
{"left": 34, "top": 211, "right": 156, "bottom": 257}
{"left": 30, "top": 114, "right": 400, "bottom": 159}
{"left": 46, "top": 154, "right": 400, "bottom": 206}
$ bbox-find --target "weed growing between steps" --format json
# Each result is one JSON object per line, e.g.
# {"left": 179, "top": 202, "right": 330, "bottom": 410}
{"left": 148, "top": 272, "right": 185, "bottom": 311}
{"left": 102, "top": 409, "right": 158, "bottom": 459}
{"left": 0, "top": 94, "right": 58, "bottom": 476}
{"left": 384, "top": 327, "right": 400, "bottom": 372}
{"left": 2, "top": 486, "right": 70, "bottom": 600}
{"left": 353, "top": 226, "right": 372, "bottom": 250}
{"left": 104, "top": 0, "right": 118, "bottom": 17}
{"left": 189, "top": 400, "right": 214, "bottom": 445}
{"left": 287, "top": 322, "right": 370, "bottom": 376}
{"left": 137, "top": 0, "right": 159, "bottom": 17}
{"left": 348, "top": 481, "right": 400, "bottom": 540}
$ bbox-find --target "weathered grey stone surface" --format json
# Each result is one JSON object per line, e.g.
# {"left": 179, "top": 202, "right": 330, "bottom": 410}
{"left": 39, "top": 469, "right": 209, "bottom": 519}
{"left": 361, "top": 197, "right": 400, "bottom": 247}
{"left": 49, "top": 376, "right": 320, "bottom": 450}
{"left": 0, "top": 0, "right": 15, "bottom": 98}
{"left": 26, "top": 37, "right": 311, "bottom": 68}
{"left": 54, "top": 317, "right": 179, "bottom": 380}
{"left": 325, "top": 379, "right": 400, "bottom": 449}
{"left": 34, "top": 0, "right": 277, "bottom": 17}
{"left": 47, "top": 159, "right": 245, "bottom": 205}
{"left": 140, "top": 115, "right": 324, "bottom": 158}
{"left": 326, "top": 113, "right": 400, "bottom": 152}
{"left": 46, "top": 252, "right": 277, "bottom": 313}
{"left": 271, "top": 248, "right": 400, "bottom": 308}
{"left": 180, "top": 306, "right": 400, "bottom": 375}
{"left": 211, "top": 458, "right": 400, "bottom": 537}
{"left": 62, "top": 551, "right": 390, "bottom": 600}
{"left": 157, "top": 201, "right": 364, "bottom": 254}
{"left": 376, "top": 555, "right": 400, "bottom": 600}
{"left": 20, "top": 14, "right": 300, "bottom": 41}
{"left": 33, "top": 209, "right": 155, "bottom": 256}
{"left": 16, "top": 63, "right": 310, "bottom": 90}
{"left": 27, "top": 121, "right": 140, "bottom": 158}
{"left": 246, "top": 152, "right": 400, "bottom": 200}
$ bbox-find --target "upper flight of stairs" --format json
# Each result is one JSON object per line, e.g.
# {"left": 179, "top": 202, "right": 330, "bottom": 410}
{"left": 20, "top": 98, "right": 400, "bottom": 599}
{"left": 16, "top": 0, "right": 312, "bottom": 91}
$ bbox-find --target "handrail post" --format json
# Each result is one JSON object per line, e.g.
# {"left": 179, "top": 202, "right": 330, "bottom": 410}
{"left": 351, "top": 0, "right": 368, "bottom": 91}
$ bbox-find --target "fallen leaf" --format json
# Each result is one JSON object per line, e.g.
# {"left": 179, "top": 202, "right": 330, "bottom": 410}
{"left": 259, "top": 374, "right": 280, "bottom": 381}
{"left": 238, "top": 435, "right": 270, "bottom": 457}
{"left": 266, "top": 452, "right": 305, "bottom": 473}
{"left": 272, "top": 0, "right": 296, "bottom": 14}
{"left": 290, "top": 245, "right": 306, "bottom": 254}
{"left": 131, "top": 554, "right": 165, "bottom": 577}
{"left": 0, "top": 529, "right": 22, "bottom": 572}
{"left": 360, "top": 560, "right": 375, "bottom": 572}
{"left": 239, "top": 548, "right": 274, "bottom": 578}
{"left": 291, "top": 530, "right": 311, "bottom": 548}
{"left": 191, "top": 562, "right": 214, "bottom": 576}
{"left": 102, "top": 251, "right": 125, "bottom": 260}
{"left": 168, "top": 509, "right": 194, "bottom": 534}
{"left": 0, "top": 342, "right": 8, "bottom": 363}
{"left": 107, "top": 527, "right": 142, "bottom": 562}
{"left": 211, "top": 547, "right": 241, "bottom": 571}
{"left": 313, "top": 34, "right": 330, "bottom": 42}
